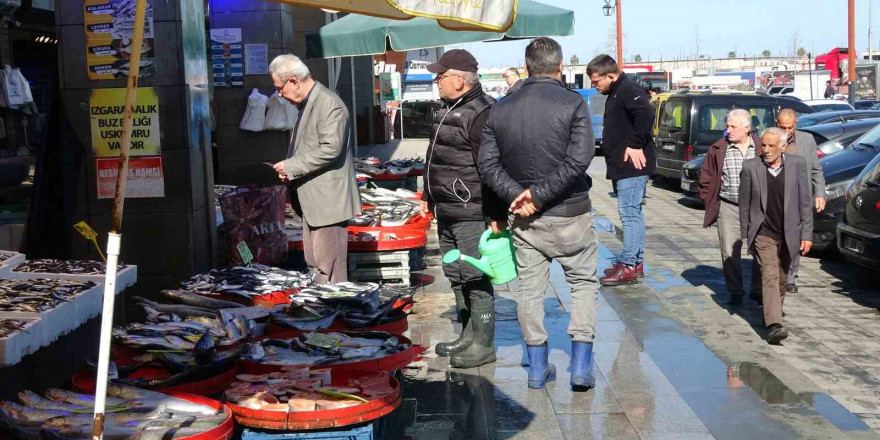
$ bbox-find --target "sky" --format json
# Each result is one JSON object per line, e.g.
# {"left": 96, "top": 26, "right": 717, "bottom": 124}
{"left": 456, "top": 0, "right": 878, "bottom": 68}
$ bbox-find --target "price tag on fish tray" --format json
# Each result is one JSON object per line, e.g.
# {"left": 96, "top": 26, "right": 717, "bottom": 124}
{"left": 236, "top": 241, "right": 254, "bottom": 265}
{"left": 305, "top": 333, "right": 342, "bottom": 349}
{"left": 73, "top": 221, "right": 106, "bottom": 262}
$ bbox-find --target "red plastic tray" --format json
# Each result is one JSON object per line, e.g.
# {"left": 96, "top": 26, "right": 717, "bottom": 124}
{"left": 226, "top": 368, "right": 401, "bottom": 431}
{"left": 239, "top": 335, "right": 416, "bottom": 375}
{"left": 289, "top": 228, "right": 427, "bottom": 252}
{"left": 265, "top": 316, "right": 409, "bottom": 338}
{"left": 407, "top": 169, "right": 423, "bottom": 177}
{"left": 169, "top": 393, "right": 235, "bottom": 440}
{"left": 72, "top": 359, "right": 239, "bottom": 397}
{"left": 366, "top": 173, "right": 407, "bottom": 181}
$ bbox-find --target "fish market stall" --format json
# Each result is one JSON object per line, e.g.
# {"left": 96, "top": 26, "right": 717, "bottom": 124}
{"left": 6, "top": 259, "right": 138, "bottom": 294}
{"left": 354, "top": 157, "right": 424, "bottom": 191}
{"left": 178, "top": 264, "right": 312, "bottom": 307}
{"left": 0, "top": 251, "right": 25, "bottom": 275}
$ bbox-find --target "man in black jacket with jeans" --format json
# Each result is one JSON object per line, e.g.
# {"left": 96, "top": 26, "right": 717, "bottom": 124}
{"left": 479, "top": 38, "right": 599, "bottom": 391}
{"left": 421, "top": 49, "right": 507, "bottom": 369}
{"left": 588, "top": 55, "right": 656, "bottom": 286}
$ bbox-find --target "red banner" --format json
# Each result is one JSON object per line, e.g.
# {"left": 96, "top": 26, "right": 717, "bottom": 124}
{"left": 96, "top": 156, "right": 165, "bottom": 199}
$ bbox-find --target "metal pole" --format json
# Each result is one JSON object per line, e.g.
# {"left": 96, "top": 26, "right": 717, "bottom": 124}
{"left": 850, "top": 0, "right": 858, "bottom": 105}
{"left": 809, "top": 52, "right": 814, "bottom": 100}
{"left": 870, "top": 0, "right": 874, "bottom": 61}
{"left": 92, "top": 0, "right": 147, "bottom": 439}
{"left": 350, "top": 56, "right": 358, "bottom": 157}
{"left": 616, "top": 0, "right": 623, "bottom": 65}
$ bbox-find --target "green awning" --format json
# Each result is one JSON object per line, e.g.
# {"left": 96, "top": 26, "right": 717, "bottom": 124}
{"left": 306, "top": 0, "right": 575, "bottom": 59}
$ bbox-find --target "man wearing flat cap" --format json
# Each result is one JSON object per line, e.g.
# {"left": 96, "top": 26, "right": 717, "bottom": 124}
{"left": 421, "top": 49, "right": 507, "bottom": 369}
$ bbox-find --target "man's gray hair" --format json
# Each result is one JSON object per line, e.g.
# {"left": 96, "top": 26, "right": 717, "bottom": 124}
{"left": 505, "top": 67, "right": 520, "bottom": 77}
{"left": 726, "top": 109, "right": 752, "bottom": 128}
{"left": 449, "top": 69, "right": 479, "bottom": 88}
{"left": 269, "top": 54, "right": 311, "bottom": 82}
{"left": 761, "top": 127, "right": 787, "bottom": 147}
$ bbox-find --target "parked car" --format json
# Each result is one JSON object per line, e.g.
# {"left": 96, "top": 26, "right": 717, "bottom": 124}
{"left": 802, "top": 99, "right": 855, "bottom": 113}
{"left": 853, "top": 99, "right": 880, "bottom": 110}
{"left": 767, "top": 85, "right": 794, "bottom": 96}
{"left": 837, "top": 152, "right": 880, "bottom": 268}
{"left": 572, "top": 88, "right": 607, "bottom": 151}
{"left": 797, "top": 110, "right": 880, "bottom": 128}
{"left": 393, "top": 100, "right": 441, "bottom": 139}
{"left": 680, "top": 154, "right": 704, "bottom": 202}
{"left": 812, "top": 125, "right": 880, "bottom": 251}
{"left": 800, "top": 118, "right": 880, "bottom": 157}
{"left": 655, "top": 90, "right": 814, "bottom": 179}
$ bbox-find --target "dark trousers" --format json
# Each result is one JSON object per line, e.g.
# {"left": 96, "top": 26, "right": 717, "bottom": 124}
{"left": 437, "top": 220, "right": 494, "bottom": 318}
{"left": 753, "top": 235, "right": 791, "bottom": 327}
{"left": 303, "top": 220, "right": 348, "bottom": 284}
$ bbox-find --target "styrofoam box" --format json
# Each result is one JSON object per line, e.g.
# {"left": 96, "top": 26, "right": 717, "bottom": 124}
{"left": 6, "top": 264, "right": 137, "bottom": 294}
{"left": 0, "top": 313, "right": 43, "bottom": 366}
{"left": 0, "top": 252, "right": 25, "bottom": 276}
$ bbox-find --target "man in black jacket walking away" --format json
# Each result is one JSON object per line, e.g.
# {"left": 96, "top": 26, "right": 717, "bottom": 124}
{"left": 587, "top": 55, "right": 657, "bottom": 286}
{"left": 421, "top": 49, "right": 507, "bottom": 369}
{"left": 479, "top": 38, "right": 599, "bottom": 391}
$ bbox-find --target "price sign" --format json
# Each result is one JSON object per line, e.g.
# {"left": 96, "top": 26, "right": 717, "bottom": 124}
{"left": 73, "top": 221, "right": 106, "bottom": 262}
{"left": 236, "top": 241, "right": 254, "bottom": 265}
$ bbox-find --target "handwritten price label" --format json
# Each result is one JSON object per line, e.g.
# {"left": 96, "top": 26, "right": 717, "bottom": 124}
{"left": 236, "top": 241, "right": 254, "bottom": 265}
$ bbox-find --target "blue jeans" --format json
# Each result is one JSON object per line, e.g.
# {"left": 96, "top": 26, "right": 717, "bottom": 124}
{"left": 615, "top": 175, "right": 649, "bottom": 266}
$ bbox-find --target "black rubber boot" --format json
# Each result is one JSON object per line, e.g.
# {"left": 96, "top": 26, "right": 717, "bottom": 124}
{"left": 435, "top": 310, "right": 473, "bottom": 357}
{"left": 450, "top": 304, "right": 496, "bottom": 368}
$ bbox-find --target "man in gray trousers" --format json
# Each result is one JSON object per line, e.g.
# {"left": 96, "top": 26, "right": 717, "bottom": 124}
{"left": 775, "top": 109, "right": 825, "bottom": 293}
{"left": 271, "top": 54, "right": 361, "bottom": 283}
{"left": 739, "top": 127, "right": 813, "bottom": 344}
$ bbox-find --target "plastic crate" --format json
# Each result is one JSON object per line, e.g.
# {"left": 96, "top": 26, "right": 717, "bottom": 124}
{"left": 241, "top": 424, "right": 373, "bottom": 440}
{"left": 350, "top": 266, "right": 410, "bottom": 283}
{"left": 347, "top": 251, "right": 410, "bottom": 271}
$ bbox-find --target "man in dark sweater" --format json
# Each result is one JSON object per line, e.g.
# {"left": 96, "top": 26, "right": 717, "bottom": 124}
{"left": 587, "top": 55, "right": 657, "bottom": 286}
{"left": 739, "top": 128, "right": 813, "bottom": 344}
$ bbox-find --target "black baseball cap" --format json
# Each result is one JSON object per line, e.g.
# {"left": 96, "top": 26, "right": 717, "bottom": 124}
{"left": 427, "top": 49, "right": 479, "bottom": 74}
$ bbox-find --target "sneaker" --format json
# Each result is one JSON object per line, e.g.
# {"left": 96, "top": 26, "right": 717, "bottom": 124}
{"left": 600, "top": 265, "right": 639, "bottom": 286}
{"left": 767, "top": 324, "right": 789, "bottom": 344}
{"left": 786, "top": 283, "right": 798, "bottom": 294}
{"left": 605, "top": 262, "right": 644, "bottom": 278}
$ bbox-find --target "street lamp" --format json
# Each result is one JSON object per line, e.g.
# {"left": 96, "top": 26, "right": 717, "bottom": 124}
{"left": 602, "top": 0, "right": 623, "bottom": 67}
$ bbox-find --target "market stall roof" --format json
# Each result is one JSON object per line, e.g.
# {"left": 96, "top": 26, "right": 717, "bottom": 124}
{"left": 305, "top": 0, "right": 574, "bottom": 59}
{"left": 270, "top": 0, "right": 518, "bottom": 33}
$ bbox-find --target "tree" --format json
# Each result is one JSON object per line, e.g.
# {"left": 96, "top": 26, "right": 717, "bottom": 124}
{"left": 797, "top": 47, "right": 807, "bottom": 57}
{"left": 728, "top": 51, "right": 736, "bottom": 58}
{"left": 762, "top": 49, "right": 772, "bottom": 57}
{"left": 570, "top": 54, "right": 580, "bottom": 65}
{"left": 788, "top": 30, "right": 802, "bottom": 57}
{"left": 634, "top": 54, "right": 642, "bottom": 62}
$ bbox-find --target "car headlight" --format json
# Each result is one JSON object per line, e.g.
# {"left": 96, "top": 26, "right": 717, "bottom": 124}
{"left": 825, "top": 179, "right": 854, "bottom": 201}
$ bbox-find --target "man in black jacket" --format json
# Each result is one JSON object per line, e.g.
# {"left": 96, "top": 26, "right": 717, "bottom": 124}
{"left": 587, "top": 55, "right": 656, "bottom": 286}
{"left": 479, "top": 38, "right": 599, "bottom": 391}
{"left": 421, "top": 49, "right": 507, "bottom": 369}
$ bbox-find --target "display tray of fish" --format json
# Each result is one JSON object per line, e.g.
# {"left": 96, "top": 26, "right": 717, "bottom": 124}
{"left": 349, "top": 204, "right": 421, "bottom": 228}
{"left": 0, "top": 385, "right": 231, "bottom": 440}
{"left": 224, "top": 367, "right": 400, "bottom": 430}
{"left": 0, "top": 278, "right": 97, "bottom": 313}
{"left": 241, "top": 330, "right": 415, "bottom": 374}
{"left": 179, "top": 264, "right": 312, "bottom": 300}
{"left": 12, "top": 259, "right": 126, "bottom": 275}
{"left": 0, "top": 317, "right": 38, "bottom": 339}
{"left": 271, "top": 282, "right": 413, "bottom": 333}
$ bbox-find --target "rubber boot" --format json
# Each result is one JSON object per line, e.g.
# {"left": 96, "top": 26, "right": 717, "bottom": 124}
{"left": 450, "top": 305, "right": 496, "bottom": 368}
{"left": 570, "top": 341, "right": 596, "bottom": 391}
{"left": 526, "top": 343, "right": 556, "bottom": 389}
{"left": 435, "top": 310, "right": 473, "bottom": 357}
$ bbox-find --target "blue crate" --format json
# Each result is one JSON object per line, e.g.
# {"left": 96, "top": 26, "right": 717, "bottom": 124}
{"left": 241, "top": 424, "right": 373, "bottom": 440}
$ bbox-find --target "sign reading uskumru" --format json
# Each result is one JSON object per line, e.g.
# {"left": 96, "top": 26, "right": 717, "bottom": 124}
{"left": 89, "top": 87, "right": 161, "bottom": 158}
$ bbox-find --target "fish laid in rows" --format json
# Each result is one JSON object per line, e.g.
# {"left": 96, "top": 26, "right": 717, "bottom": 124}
{"left": 0, "top": 386, "right": 227, "bottom": 440}
{"left": 115, "top": 313, "right": 254, "bottom": 348}
{"left": 12, "top": 259, "right": 125, "bottom": 275}
{"left": 0, "top": 279, "right": 96, "bottom": 313}
{"left": 179, "top": 264, "right": 311, "bottom": 299}
{"left": 0, "top": 319, "right": 34, "bottom": 338}
{"left": 244, "top": 331, "right": 409, "bottom": 367}
{"left": 273, "top": 282, "right": 413, "bottom": 331}
{"left": 223, "top": 367, "right": 395, "bottom": 412}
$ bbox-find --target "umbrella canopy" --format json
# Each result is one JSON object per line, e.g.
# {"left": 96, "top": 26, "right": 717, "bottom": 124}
{"left": 305, "top": 0, "right": 574, "bottom": 59}
{"left": 270, "top": 0, "right": 517, "bottom": 32}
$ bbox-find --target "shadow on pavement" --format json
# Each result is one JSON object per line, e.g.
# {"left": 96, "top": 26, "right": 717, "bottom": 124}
{"left": 818, "top": 258, "right": 880, "bottom": 310}
{"left": 680, "top": 263, "right": 768, "bottom": 336}
{"left": 676, "top": 196, "right": 704, "bottom": 210}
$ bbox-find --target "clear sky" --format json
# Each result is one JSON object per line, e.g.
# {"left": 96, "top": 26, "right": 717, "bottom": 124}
{"left": 456, "top": 0, "right": 877, "bottom": 68}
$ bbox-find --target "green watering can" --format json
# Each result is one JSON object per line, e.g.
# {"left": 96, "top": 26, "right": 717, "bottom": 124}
{"left": 442, "top": 229, "right": 518, "bottom": 285}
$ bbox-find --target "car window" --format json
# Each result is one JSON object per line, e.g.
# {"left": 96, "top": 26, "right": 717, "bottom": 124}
{"left": 695, "top": 104, "right": 773, "bottom": 144}
{"left": 589, "top": 93, "right": 607, "bottom": 119}
{"left": 813, "top": 103, "right": 854, "bottom": 112}
{"left": 660, "top": 99, "right": 688, "bottom": 131}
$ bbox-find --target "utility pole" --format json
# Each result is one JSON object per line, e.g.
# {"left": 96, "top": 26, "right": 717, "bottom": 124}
{"left": 616, "top": 0, "right": 623, "bottom": 66}
{"left": 870, "top": 0, "right": 873, "bottom": 61}
{"left": 850, "top": 0, "right": 857, "bottom": 104}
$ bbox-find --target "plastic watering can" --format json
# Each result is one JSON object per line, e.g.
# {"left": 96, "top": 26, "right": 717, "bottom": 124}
{"left": 442, "top": 229, "right": 517, "bottom": 285}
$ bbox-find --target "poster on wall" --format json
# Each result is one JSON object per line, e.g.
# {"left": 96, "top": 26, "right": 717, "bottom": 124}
{"left": 89, "top": 87, "right": 161, "bottom": 158}
{"left": 245, "top": 44, "right": 268, "bottom": 75}
{"left": 96, "top": 156, "right": 165, "bottom": 199}
{"left": 856, "top": 65, "right": 878, "bottom": 99}
{"left": 84, "top": 0, "right": 155, "bottom": 80}
{"left": 210, "top": 28, "right": 244, "bottom": 87}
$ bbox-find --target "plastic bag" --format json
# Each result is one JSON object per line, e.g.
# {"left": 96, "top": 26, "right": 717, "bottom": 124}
{"left": 264, "top": 94, "right": 296, "bottom": 131}
{"left": 239, "top": 88, "right": 268, "bottom": 132}
{"left": 219, "top": 185, "right": 288, "bottom": 265}
{"left": 2, "top": 65, "right": 23, "bottom": 108}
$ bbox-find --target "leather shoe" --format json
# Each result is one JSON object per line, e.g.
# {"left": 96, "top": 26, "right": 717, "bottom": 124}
{"left": 767, "top": 324, "right": 789, "bottom": 344}
{"left": 786, "top": 283, "right": 798, "bottom": 294}
{"left": 600, "top": 265, "right": 639, "bottom": 286}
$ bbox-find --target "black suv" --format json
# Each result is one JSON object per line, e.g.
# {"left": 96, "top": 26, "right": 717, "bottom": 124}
{"left": 837, "top": 151, "right": 880, "bottom": 268}
{"left": 656, "top": 90, "right": 814, "bottom": 179}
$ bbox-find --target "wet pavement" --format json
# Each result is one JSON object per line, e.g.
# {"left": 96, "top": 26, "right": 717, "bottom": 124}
{"left": 362, "top": 141, "right": 880, "bottom": 439}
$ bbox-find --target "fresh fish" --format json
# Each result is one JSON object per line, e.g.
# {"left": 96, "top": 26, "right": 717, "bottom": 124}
{"left": 133, "top": 297, "right": 219, "bottom": 318}
{"left": 0, "top": 402, "right": 72, "bottom": 426}
{"left": 44, "top": 389, "right": 127, "bottom": 408}
{"left": 271, "top": 310, "right": 339, "bottom": 331}
{"left": 0, "top": 279, "right": 96, "bottom": 313}
{"left": 339, "top": 347, "right": 382, "bottom": 359}
{"left": 246, "top": 343, "right": 265, "bottom": 361}
{"left": 159, "top": 289, "right": 244, "bottom": 309}
{"left": 12, "top": 259, "right": 125, "bottom": 275}
{"left": 193, "top": 331, "right": 216, "bottom": 364}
